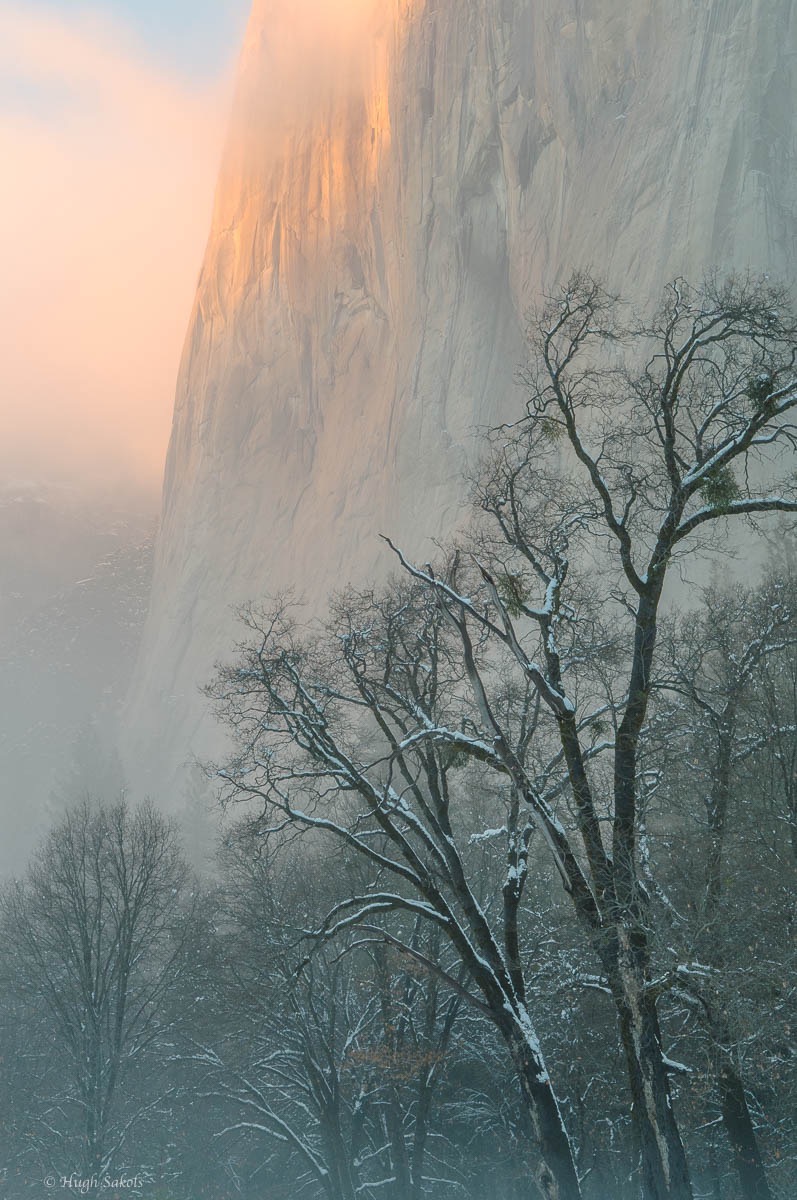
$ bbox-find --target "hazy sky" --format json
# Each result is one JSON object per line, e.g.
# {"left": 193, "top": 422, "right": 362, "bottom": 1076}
{"left": 0, "top": 1, "right": 251, "bottom": 493}
{"left": 21, "top": 1, "right": 252, "bottom": 80}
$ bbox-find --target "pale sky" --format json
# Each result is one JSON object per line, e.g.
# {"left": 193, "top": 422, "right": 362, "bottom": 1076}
{"left": 0, "top": 1, "right": 251, "bottom": 493}
{"left": 19, "top": 1, "right": 252, "bottom": 80}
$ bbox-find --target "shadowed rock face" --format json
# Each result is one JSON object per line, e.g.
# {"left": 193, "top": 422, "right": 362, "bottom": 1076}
{"left": 124, "top": 0, "right": 797, "bottom": 799}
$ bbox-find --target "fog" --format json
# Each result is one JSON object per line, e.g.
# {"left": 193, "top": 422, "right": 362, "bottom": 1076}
{"left": 0, "top": 3, "right": 237, "bottom": 872}
{"left": 0, "top": 5, "right": 794, "bottom": 1197}
{"left": 0, "top": 0, "right": 393, "bottom": 874}
{"left": 0, "top": 0, "right": 391, "bottom": 497}
{"left": 231, "top": 0, "right": 386, "bottom": 148}
{"left": 0, "top": 3, "right": 231, "bottom": 491}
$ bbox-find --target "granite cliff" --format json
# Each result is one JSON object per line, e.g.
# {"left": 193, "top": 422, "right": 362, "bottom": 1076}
{"left": 125, "top": 0, "right": 797, "bottom": 796}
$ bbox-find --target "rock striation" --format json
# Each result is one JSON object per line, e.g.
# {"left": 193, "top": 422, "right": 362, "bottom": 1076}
{"left": 124, "top": 0, "right": 797, "bottom": 798}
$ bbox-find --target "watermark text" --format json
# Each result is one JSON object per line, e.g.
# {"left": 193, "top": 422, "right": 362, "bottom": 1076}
{"left": 44, "top": 1175, "right": 143, "bottom": 1193}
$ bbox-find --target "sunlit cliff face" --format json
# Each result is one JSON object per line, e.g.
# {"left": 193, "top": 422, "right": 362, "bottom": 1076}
{"left": 160, "top": 6, "right": 403, "bottom": 503}
{"left": 225, "top": 0, "right": 395, "bottom": 222}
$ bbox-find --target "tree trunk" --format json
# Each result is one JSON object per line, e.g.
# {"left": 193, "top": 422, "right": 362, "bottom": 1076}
{"left": 716, "top": 1056, "right": 772, "bottom": 1200}
{"left": 410, "top": 1072, "right": 434, "bottom": 1200}
{"left": 704, "top": 728, "right": 733, "bottom": 922}
{"left": 604, "top": 587, "right": 694, "bottom": 1199}
{"left": 314, "top": 1071, "right": 359, "bottom": 1200}
{"left": 611, "top": 935, "right": 694, "bottom": 1200}
{"left": 708, "top": 1017, "right": 773, "bottom": 1200}
{"left": 384, "top": 1078, "right": 412, "bottom": 1200}
{"left": 320, "top": 1113, "right": 358, "bottom": 1200}
{"left": 697, "top": 747, "right": 773, "bottom": 1200}
{"left": 706, "top": 1138, "right": 723, "bottom": 1200}
{"left": 504, "top": 1024, "right": 584, "bottom": 1200}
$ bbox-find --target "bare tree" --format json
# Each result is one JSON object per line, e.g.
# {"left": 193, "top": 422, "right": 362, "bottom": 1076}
{"left": 658, "top": 573, "right": 796, "bottom": 919}
{"left": 193, "top": 839, "right": 467, "bottom": 1200}
{"left": 387, "top": 272, "right": 797, "bottom": 1200}
{"left": 0, "top": 797, "right": 194, "bottom": 1177}
{"left": 754, "top": 599, "right": 797, "bottom": 864}
{"left": 211, "top": 273, "right": 797, "bottom": 1200}
{"left": 651, "top": 572, "right": 797, "bottom": 1200}
{"left": 210, "top": 586, "right": 586, "bottom": 1200}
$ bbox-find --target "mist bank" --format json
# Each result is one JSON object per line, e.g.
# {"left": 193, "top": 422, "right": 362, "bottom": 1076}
{"left": 0, "top": 480, "right": 156, "bottom": 875}
{"left": 0, "top": 2, "right": 232, "bottom": 492}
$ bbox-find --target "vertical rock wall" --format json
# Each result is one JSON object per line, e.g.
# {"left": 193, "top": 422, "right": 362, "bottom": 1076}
{"left": 125, "top": 0, "right": 797, "bottom": 797}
